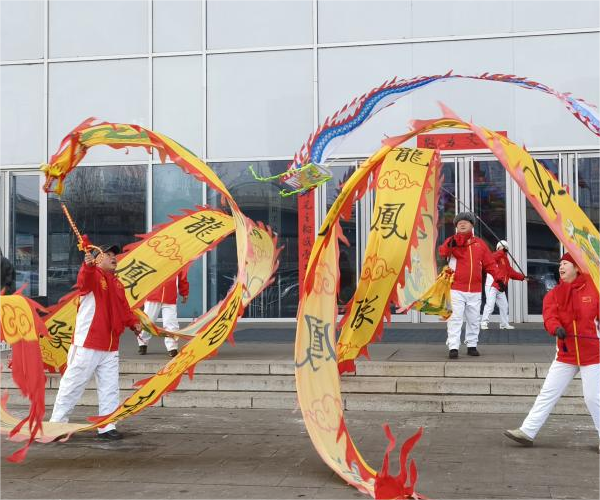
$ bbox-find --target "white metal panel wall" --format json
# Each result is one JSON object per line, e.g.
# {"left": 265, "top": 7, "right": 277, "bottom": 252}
{"left": 0, "top": 0, "right": 44, "bottom": 61}
{"left": 0, "top": 65, "right": 45, "bottom": 165}
{"left": 318, "top": 1, "right": 411, "bottom": 43}
{"left": 513, "top": 33, "right": 600, "bottom": 147}
{"left": 153, "top": 0, "right": 202, "bottom": 53}
{"left": 318, "top": 44, "right": 414, "bottom": 155}
{"left": 48, "top": 0, "right": 148, "bottom": 58}
{"left": 153, "top": 55, "right": 203, "bottom": 156}
{"left": 206, "top": 0, "right": 312, "bottom": 49}
{"left": 206, "top": 50, "right": 313, "bottom": 158}
{"left": 48, "top": 59, "right": 149, "bottom": 163}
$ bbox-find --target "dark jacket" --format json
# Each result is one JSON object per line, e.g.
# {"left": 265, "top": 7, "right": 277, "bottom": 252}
{"left": 1, "top": 252, "right": 16, "bottom": 295}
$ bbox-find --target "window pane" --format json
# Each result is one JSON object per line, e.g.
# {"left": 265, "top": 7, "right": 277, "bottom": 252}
{"left": 153, "top": 0, "right": 202, "bottom": 53}
{"left": 10, "top": 175, "right": 40, "bottom": 297}
{"left": 207, "top": 0, "right": 311, "bottom": 49}
{"left": 0, "top": 64, "right": 45, "bottom": 165}
{"left": 0, "top": 0, "right": 44, "bottom": 61}
{"left": 526, "top": 158, "right": 560, "bottom": 315}
{"left": 473, "top": 160, "right": 506, "bottom": 245}
{"left": 578, "top": 156, "right": 600, "bottom": 231}
{"left": 152, "top": 164, "right": 203, "bottom": 319}
{"left": 436, "top": 161, "right": 456, "bottom": 270}
{"left": 206, "top": 161, "right": 298, "bottom": 318}
{"left": 207, "top": 50, "right": 313, "bottom": 158}
{"left": 153, "top": 56, "right": 203, "bottom": 159}
{"left": 49, "top": 59, "right": 149, "bottom": 163}
{"left": 326, "top": 165, "right": 357, "bottom": 310}
{"left": 47, "top": 165, "right": 146, "bottom": 304}
{"left": 49, "top": 0, "right": 148, "bottom": 58}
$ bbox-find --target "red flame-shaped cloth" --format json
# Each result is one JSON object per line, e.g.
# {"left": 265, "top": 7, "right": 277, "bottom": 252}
{"left": 0, "top": 293, "right": 48, "bottom": 462}
{"left": 374, "top": 425, "right": 424, "bottom": 499}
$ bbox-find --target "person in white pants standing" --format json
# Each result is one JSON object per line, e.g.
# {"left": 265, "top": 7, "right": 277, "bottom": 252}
{"left": 50, "top": 245, "right": 141, "bottom": 440}
{"left": 137, "top": 270, "right": 188, "bottom": 357}
{"left": 480, "top": 240, "right": 527, "bottom": 330}
{"left": 504, "top": 253, "right": 599, "bottom": 450}
{"left": 438, "top": 212, "right": 502, "bottom": 359}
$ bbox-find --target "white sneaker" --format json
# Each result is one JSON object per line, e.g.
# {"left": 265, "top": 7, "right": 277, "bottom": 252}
{"left": 503, "top": 429, "right": 533, "bottom": 446}
{"left": 480, "top": 321, "right": 489, "bottom": 330}
{"left": 500, "top": 324, "right": 515, "bottom": 329}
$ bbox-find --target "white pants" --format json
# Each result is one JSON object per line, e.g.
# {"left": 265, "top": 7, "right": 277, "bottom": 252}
{"left": 446, "top": 290, "right": 481, "bottom": 350}
{"left": 520, "top": 360, "right": 600, "bottom": 439}
{"left": 50, "top": 345, "right": 119, "bottom": 434}
{"left": 137, "top": 301, "right": 179, "bottom": 351}
{"left": 481, "top": 286, "right": 510, "bottom": 326}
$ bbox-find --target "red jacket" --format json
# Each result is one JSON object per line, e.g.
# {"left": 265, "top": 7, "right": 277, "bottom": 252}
{"left": 73, "top": 264, "right": 138, "bottom": 351}
{"left": 491, "top": 250, "right": 525, "bottom": 291}
{"left": 542, "top": 274, "right": 599, "bottom": 366}
{"left": 439, "top": 231, "right": 501, "bottom": 293}
{"left": 147, "top": 271, "right": 189, "bottom": 305}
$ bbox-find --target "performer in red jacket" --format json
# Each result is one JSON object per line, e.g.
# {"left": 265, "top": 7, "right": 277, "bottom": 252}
{"left": 480, "top": 240, "right": 526, "bottom": 330}
{"left": 137, "top": 271, "right": 189, "bottom": 357}
{"left": 438, "top": 212, "right": 501, "bottom": 359}
{"left": 504, "top": 253, "right": 599, "bottom": 449}
{"left": 50, "top": 245, "right": 141, "bottom": 440}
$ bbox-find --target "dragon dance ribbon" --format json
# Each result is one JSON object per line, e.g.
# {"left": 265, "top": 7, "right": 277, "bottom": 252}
{"left": 283, "top": 72, "right": 598, "bottom": 194}
{"left": 2, "top": 120, "right": 280, "bottom": 450}
{"left": 296, "top": 108, "right": 599, "bottom": 498}
{"left": 0, "top": 294, "right": 48, "bottom": 462}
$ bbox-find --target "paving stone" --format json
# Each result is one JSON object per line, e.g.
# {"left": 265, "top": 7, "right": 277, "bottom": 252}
{"left": 345, "top": 394, "right": 442, "bottom": 412}
{"left": 491, "top": 378, "right": 583, "bottom": 396}
{"left": 445, "top": 362, "right": 537, "bottom": 378}
{"left": 354, "top": 361, "right": 444, "bottom": 377}
{"left": 395, "top": 376, "right": 491, "bottom": 395}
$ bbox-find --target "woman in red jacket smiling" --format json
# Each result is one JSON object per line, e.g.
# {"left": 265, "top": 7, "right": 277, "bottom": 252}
{"left": 504, "top": 253, "right": 599, "bottom": 450}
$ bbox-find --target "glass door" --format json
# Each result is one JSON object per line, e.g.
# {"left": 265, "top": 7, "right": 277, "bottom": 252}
{"left": 322, "top": 161, "right": 361, "bottom": 317}
{"left": 9, "top": 172, "right": 41, "bottom": 298}
{"left": 524, "top": 156, "right": 561, "bottom": 320}
{"left": 420, "top": 157, "right": 459, "bottom": 322}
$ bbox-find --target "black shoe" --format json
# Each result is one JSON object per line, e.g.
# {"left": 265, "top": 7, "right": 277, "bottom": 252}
{"left": 168, "top": 349, "right": 178, "bottom": 358}
{"left": 97, "top": 429, "right": 123, "bottom": 441}
{"left": 448, "top": 349, "right": 458, "bottom": 359}
{"left": 467, "top": 347, "right": 480, "bottom": 356}
{"left": 138, "top": 345, "right": 147, "bottom": 355}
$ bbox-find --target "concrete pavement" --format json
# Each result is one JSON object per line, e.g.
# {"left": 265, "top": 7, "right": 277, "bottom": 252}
{"left": 1, "top": 407, "right": 598, "bottom": 499}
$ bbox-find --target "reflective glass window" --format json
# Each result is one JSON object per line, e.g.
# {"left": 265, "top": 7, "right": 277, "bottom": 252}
{"left": 436, "top": 161, "right": 456, "bottom": 270}
{"left": 152, "top": 164, "right": 203, "bottom": 319}
{"left": 10, "top": 175, "right": 40, "bottom": 297}
{"left": 525, "top": 158, "right": 560, "bottom": 315}
{"left": 326, "top": 165, "right": 357, "bottom": 310}
{"left": 577, "top": 155, "right": 600, "bottom": 231}
{"left": 47, "top": 165, "right": 146, "bottom": 305}
{"left": 473, "top": 160, "right": 506, "bottom": 244}
{"left": 206, "top": 161, "right": 298, "bottom": 318}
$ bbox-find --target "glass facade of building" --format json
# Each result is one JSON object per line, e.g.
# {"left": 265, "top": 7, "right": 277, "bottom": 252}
{"left": 1, "top": 0, "right": 598, "bottom": 324}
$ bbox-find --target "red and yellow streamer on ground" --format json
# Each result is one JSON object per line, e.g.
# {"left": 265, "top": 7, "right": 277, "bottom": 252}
{"left": 2, "top": 109, "right": 598, "bottom": 500}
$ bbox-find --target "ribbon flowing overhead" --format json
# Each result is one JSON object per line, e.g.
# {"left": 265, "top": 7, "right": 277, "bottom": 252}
{"left": 282, "top": 72, "right": 599, "bottom": 194}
